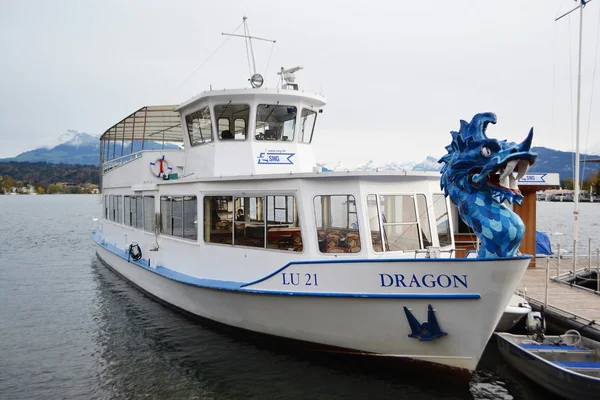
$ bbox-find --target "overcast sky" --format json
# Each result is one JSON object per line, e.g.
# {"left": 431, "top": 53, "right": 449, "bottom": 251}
{"left": 1, "top": 0, "right": 599, "bottom": 166}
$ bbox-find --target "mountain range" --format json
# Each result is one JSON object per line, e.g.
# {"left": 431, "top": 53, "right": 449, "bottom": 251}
{"left": 318, "top": 148, "right": 600, "bottom": 182}
{"left": 2, "top": 131, "right": 600, "bottom": 183}
{"left": 0, "top": 130, "right": 180, "bottom": 166}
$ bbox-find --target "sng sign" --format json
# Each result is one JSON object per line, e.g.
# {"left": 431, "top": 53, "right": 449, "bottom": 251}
{"left": 518, "top": 173, "right": 547, "bottom": 183}
{"left": 257, "top": 149, "right": 295, "bottom": 165}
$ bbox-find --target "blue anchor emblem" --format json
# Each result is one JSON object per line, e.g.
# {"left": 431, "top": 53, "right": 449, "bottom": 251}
{"left": 403, "top": 304, "right": 447, "bottom": 341}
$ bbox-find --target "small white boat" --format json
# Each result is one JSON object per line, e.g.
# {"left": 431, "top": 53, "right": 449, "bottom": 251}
{"left": 495, "top": 293, "right": 531, "bottom": 332}
{"left": 496, "top": 330, "right": 600, "bottom": 399}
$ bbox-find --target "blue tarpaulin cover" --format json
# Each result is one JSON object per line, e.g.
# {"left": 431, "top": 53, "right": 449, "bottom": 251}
{"left": 536, "top": 231, "right": 553, "bottom": 255}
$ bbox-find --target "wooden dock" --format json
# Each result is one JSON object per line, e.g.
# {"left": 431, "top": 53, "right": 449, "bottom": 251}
{"left": 518, "top": 258, "right": 600, "bottom": 333}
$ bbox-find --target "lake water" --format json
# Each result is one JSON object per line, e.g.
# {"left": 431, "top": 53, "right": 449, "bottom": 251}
{"left": 2, "top": 195, "right": 597, "bottom": 399}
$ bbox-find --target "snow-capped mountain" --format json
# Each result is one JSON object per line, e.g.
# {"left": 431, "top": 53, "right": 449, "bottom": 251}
{"left": 318, "top": 158, "right": 440, "bottom": 172}
{"left": 355, "top": 160, "right": 418, "bottom": 171}
{"left": 44, "top": 130, "right": 100, "bottom": 149}
{"left": 412, "top": 156, "right": 443, "bottom": 172}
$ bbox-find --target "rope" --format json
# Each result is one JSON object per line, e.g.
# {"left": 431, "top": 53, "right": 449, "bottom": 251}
{"left": 264, "top": 41, "right": 276, "bottom": 85}
{"left": 173, "top": 20, "right": 244, "bottom": 94}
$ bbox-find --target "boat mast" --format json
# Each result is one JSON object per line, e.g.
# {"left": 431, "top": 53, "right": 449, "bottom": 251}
{"left": 222, "top": 17, "right": 276, "bottom": 87}
{"left": 556, "top": 0, "right": 590, "bottom": 269}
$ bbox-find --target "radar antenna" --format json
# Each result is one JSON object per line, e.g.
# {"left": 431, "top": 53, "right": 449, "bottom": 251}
{"left": 222, "top": 17, "right": 276, "bottom": 88}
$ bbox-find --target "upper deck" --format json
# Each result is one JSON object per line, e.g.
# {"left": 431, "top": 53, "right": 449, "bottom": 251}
{"left": 100, "top": 86, "right": 327, "bottom": 181}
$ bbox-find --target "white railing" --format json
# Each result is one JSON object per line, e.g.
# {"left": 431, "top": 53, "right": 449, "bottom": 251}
{"left": 102, "top": 151, "right": 144, "bottom": 174}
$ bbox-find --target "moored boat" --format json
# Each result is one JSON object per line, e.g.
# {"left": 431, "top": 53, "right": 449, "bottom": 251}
{"left": 496, "top": 330, "right": 600, "bottom": 399}
{"left": 92, "top": 19, "right": 536, "bottom": 376}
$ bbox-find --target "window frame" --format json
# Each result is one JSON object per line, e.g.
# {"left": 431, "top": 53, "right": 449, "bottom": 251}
{"left": 254, "top": 103, "right": 298, "bottom": 142}
{"left": 313, "top": 194, "right": 361, "bottom": 255}
{"left": 366, "top": 193, "right": 432, "bottom": 253}
{"left": 185, "top": 106, "right": 214, "bottom": 146}
{"left": 214, "top": 103, "right": 250, "bottom": 141}
{"left": 299, "top": 108, "right": 317, "bottom": 144}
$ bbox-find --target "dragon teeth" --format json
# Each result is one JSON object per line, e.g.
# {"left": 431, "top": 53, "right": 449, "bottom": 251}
{"left": 500, "top": 176, "right": 510, "bottom": 188}
{"left": 509, "top": 174, "right": 519, "bottom": 190}
{"left": 499, "top": 159, "right": 519, "bottom": 180}
{"left": 515, "top": 160, "right": 530, "bottom": 180}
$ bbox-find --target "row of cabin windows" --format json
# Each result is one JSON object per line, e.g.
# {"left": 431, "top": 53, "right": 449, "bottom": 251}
{"left": 105, "top": 195, "right": 155, "bottom": 233}
{"left": 314, "top": 194, "right": 451, "bottom": 253}
{"left": 184, "top": 103, "right": 318, "bottom": 146}
{"left": 204, "top": 195, "right": 302, "bottom": 252}
{"left": 104, "top": 193, "right": 452, "bottom": 253}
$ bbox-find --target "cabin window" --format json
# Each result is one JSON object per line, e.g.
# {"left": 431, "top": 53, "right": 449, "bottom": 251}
{"left": 185, "top": 106, "right": 213, "bottom": 146}
{"left": 313, "top": 195, "right": 360, "bottom": 254}
{"left": 215, "top": 103, "right": 249, "bottom": 140}
{"left": 255, "top": 104, "right": 296, "bottom": 141}
{"left": 233, "top": 196, "right": 265, "bottom": 248}
{"left": 104, "top": 195, "right": 108, "bottom": 219}
{"left": 124, "top": 196, "right": 137, "bottom": 227}
{"left": 367, "top": 194, "right": 432, "bottom": 252}
{"left": 108, "top": 195, "right": 122, "bottom": 223}
{"left": 135, "top": 196, "right": 144, "bottom": 230}
{"left": 144, "top": 196, "right": 155, "bottom": 233}
{"left": 204, "top": 195, "right": 302, "bottom": 251}
{"left": 160, "top": 196, "right": 198, "bottom": 241}
{"left": 433, "top": 194, "right": 452, "bottom": 247}
{"left": 124, "top": 196, "right": 132, "bottom": 226}
{"left": 266, "top": 195, "right": 301, "bottom": 250}
{"left": 299, "top": 109, "right": 317, "bottom": 143}
{"left": 204, "top": 196, "right": 233, "bottom": 244}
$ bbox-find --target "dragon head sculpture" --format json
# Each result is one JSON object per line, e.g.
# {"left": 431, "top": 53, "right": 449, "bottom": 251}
{"left": 439, "top": 112, "right": 537, "bottom": 258}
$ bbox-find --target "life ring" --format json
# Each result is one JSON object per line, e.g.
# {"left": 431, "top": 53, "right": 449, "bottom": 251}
{"left": 150, "top": 155, "right": 173, "bottom": 178}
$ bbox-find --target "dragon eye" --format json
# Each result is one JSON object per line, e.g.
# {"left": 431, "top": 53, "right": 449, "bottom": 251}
{"left": 481, "top": 146, "right": 492, "bottom": 158}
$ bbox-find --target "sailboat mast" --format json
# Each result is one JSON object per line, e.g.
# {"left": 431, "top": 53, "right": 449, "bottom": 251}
{"left": 557, "top": 0, "right": 591, "bottom": 269}
{"left": 573, "top": 1, "right": 585, "bottom": 266}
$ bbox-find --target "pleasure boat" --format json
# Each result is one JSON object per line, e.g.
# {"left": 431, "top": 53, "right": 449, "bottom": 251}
{"left": 91, "top": 21, "right": 534, "bottom": 375}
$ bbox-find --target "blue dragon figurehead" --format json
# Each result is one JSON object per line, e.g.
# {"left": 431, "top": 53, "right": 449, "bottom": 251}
{"left": 439, "top": 113, "right": 537, "bottom": 258}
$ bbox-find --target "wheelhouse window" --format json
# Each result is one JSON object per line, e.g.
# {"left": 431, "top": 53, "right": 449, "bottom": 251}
{"left": 299, "top": 109, "right": 317, "bottom": 143}
{"left": 255, "top": 104, "right": 296, "bottom": 141}
{"left": 215, "top": 103, "right": 249, "bottom": 140}
{"left": 185, "top": 106, "right": 213, "bottom": 146}
{"left": 433, "top": 194, "right": 452, "bottom": 247}
{"left": 367, "top": 194, "right": 432, "bottom": 252}
{"left": 314, "top": 195, "right": 360, "bottom": 254}
{"left": 160, "top": 196, "right": 198, "bottom": 241}
{"left": 204, "top": 195, "right": 302, "bottom": 251}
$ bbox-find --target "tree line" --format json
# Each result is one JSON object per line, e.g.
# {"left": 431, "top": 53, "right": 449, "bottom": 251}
{"left": 561, "top": 168, "right": 600, "bottom": 192}
{"left": 0, "top": 162, "right": 100, "bottom": 194}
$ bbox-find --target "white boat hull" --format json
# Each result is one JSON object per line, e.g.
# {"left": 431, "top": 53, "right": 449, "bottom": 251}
{"left": 496, "top": 294, "right": 531, "bottom": 332}
{"left": 93, "top": 236, "right": 530, "bottom": 374}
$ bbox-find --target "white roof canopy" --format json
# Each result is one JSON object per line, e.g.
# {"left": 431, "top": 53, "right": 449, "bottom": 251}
{"left": 100, "top": 105, "right": 184, "bottom": 143}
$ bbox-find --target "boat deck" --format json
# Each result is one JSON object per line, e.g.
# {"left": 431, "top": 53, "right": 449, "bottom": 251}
{"left": 518, "top": 259, "right": 600, "bottom": 334}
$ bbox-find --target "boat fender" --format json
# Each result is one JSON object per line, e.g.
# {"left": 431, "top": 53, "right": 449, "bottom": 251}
{"left": 150, "top": 155, "right": 172, "bottom": 178}
{"left": 128, "top": 243, "right": 142, "bottom": 261}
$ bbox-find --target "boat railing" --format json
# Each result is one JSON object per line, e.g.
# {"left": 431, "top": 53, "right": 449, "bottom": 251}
{"left": 102, "top": 151, "right": 144, "bottom": 173}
